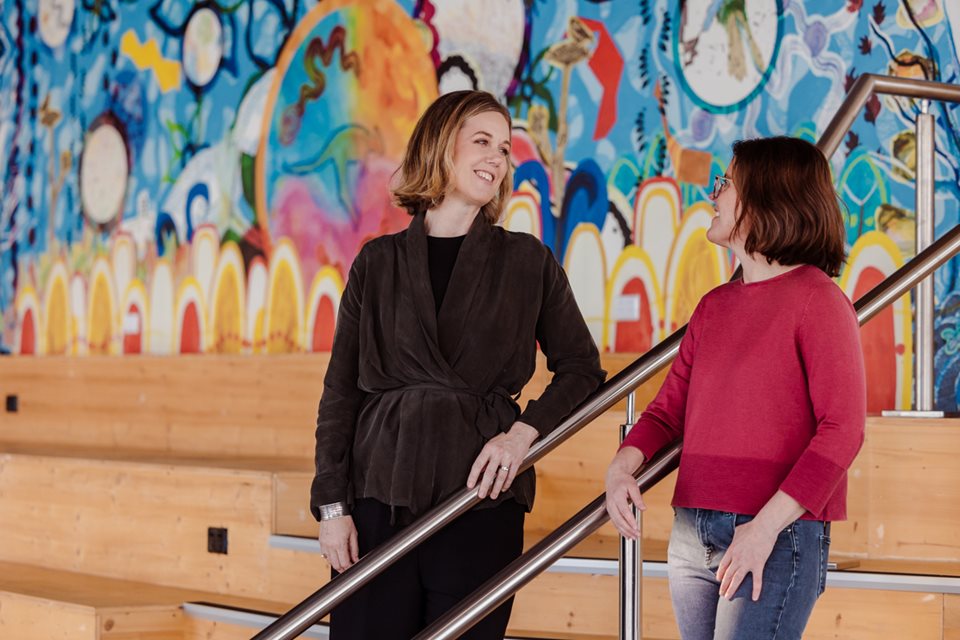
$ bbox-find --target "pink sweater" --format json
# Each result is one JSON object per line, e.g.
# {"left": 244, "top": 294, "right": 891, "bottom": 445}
{"left": 621, "top": 265, "right": 866, "bottom": 521}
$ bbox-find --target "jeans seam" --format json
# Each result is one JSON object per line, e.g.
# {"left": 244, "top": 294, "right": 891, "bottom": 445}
{"left": 770, "top": 525, "right": 799, "bottom": 639}
{"left": 818, "top": 533, "right": 829, "bottom": 596}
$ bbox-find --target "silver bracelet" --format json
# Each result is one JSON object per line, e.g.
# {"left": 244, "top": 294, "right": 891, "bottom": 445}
{"left": 318, "top": 501, "right": 351, "bottom": 520}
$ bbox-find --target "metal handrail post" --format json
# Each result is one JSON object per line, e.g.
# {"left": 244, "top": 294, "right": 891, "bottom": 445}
{"left": 413, "top": 220, "right": 960, "bottom": 640}
{"left": 619, "top": 392, "right": 641, "bottom": 640}
{"left": 819, "top": 74, "right": 960, "bottom": 158}
{"left": 915, "top": 100, "right": 936, "bottom": 411}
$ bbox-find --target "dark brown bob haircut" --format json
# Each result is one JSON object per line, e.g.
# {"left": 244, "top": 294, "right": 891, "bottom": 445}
{"left": 729, "top": 136, "right": 846, "bottom": 277}
{"left": 392, "top": 90, "right": 513, "bottom": 225}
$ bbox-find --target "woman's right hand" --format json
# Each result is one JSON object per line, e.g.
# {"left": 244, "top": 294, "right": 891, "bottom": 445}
{"left": 604, "top": 447, "right": 647, "bottom": 540}
{"left": 318, "top": 516, "right": 360, "bottom": 572}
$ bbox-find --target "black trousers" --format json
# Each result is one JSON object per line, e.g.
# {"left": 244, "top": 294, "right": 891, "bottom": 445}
{"left": 329, "top": 497, "right": 525, "bottom": 639}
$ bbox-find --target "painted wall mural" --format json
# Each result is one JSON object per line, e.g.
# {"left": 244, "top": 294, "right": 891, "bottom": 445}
{"left": 2, "top": 0, "right": 960, "bottom": 411}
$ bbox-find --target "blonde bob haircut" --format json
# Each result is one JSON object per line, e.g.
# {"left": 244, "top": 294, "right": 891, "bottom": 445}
{"left": 392, "top": 90, "right": 513, "bottom": 225}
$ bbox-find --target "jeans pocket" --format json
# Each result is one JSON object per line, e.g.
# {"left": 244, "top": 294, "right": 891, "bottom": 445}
{"left": 817, "top": 533, "right": 831, "bottom": 596}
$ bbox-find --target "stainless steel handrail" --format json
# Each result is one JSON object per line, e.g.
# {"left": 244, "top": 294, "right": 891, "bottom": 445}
{"left": 415, "top": 219, "right": 960, "bottom": 639}
{"left": 824, "top": 74, "right": 960, "bottom": 413}
{"left": 819, "top": 73, "right": 960, "bottom": 157}
{"left": 256, "top": 73, "right": 960, "bottom": 640}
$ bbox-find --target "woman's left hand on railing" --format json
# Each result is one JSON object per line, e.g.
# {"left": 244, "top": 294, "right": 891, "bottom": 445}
{"left": 467, "top": 421, "right": 539, "bottom": 499}
{"left": 605, "top": 446, "right": 647, "bottom": 539}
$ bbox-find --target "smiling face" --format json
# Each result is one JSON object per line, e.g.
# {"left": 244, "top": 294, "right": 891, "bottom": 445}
{"left": 707, "top": 163, "right": 746, "bottom": 251}
{"left": 447, "top": 110, "right": 511, "bottom": 210}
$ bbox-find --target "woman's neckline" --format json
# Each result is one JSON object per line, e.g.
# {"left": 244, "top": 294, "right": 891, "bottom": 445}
{"left": 739, "top": 264, "right": 814, "bottom": 287}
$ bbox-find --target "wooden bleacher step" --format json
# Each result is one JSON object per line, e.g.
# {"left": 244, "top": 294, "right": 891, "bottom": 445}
{"left": 0, "top": 446, "right": 327, "bottom": 605}
{"left": 0, "top": 561, "right": 290, "bottom": 640}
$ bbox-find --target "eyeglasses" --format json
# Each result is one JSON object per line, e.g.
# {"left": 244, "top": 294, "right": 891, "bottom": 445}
{"left": 711, "top": 175, "right": 734, "bottom": 200}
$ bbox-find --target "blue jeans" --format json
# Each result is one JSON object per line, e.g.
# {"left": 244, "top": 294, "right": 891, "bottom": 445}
{"left": 667, "top": 507, "right": 830, "bottom": 640}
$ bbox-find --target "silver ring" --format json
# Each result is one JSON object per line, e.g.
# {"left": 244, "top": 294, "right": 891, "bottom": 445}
{"left": 499, "top": 465, "right": 510, "bottom": 472}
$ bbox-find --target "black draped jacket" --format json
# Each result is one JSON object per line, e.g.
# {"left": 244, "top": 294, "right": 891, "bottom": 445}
{"left": 310, "top": 213, "right": 606, "bottom": 520}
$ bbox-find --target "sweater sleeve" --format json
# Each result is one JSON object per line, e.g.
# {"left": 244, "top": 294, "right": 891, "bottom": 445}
{"left": 778, "top": 284, "right": 866, "bottom": 517}
{"left": 519, "top": 248, "right": 606, "bottom": 437}
{"left": 619, "top": 299, "right": 703, "bottom": 460}
{"left": 310, "top": 248, "right": 368, "bottom": 520}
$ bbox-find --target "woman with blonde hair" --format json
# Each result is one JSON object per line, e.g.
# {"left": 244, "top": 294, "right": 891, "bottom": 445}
{"left": 606, "top": 136, "right": 866, "bottom": 640}
{"left": 312, "top": 90, "right": 605, "bottom": 639}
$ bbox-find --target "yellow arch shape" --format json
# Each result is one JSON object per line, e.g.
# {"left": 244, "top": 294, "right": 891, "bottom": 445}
{"left": 266, "top": 238, "right": 306, "bottom": 353}
{"left": 841, "top": 230, "right": 911, "bottom": 410}
{"left": 602, "top": 245, "right": 664, "bottom": 351}
{"left": 43, "top": 260, "right": 70, "bottom": 355}
{"left": 305, "top": 266, "right": 346, "bottom": 351}
{"left": 209, "top": 242, "right": 247, "bottom": 354}
{"left": 88, "top": 257, "right": 119, "bottom": 355}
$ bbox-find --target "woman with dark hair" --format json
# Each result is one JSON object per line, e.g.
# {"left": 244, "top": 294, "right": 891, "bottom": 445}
{"left": 605, "top": 136, "right": 866, "bottom": 640}
{"left": 312, "top": 90, "right": 605, "bottom": 639}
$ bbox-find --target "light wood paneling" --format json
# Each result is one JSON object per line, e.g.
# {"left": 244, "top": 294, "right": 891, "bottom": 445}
{"left": 0, "top": 561, "right": 291, "bottom": 613}
{"left": 945, "top": 594, "right": 960, "bottom": 640}
{"left": 830, "top": 417, "right": 960, "bottom": 563}
{"left": 0, "top": 454, "right": 327, "bottom": 604}
{"left": 97, "top": 608, "right": 183, "bottom": 639}
{"left": 509, "top": 572, "right": 678, "bottom": 639}
{"left": 0, "top": 561, "right": 302, "bottom": 640}
{"left": 0, "top": 592, "right": 98, "bottom": 640}
{"left": 512, "top": 573, "right": 946, "bottom": 640}
{"left": 182, "top": 618, "right": 254, "bottom": 640}
{"left": 0, "top": 353, "right": 652, "bottom": 459}
{"left": 807, "top": 588, "right": 943, "bottom": 639}
{"left": 273, "top": 472, "right": 315, "bottom": 538}
{"left": 0, "top": 355, "right": 328, "bottom": 458}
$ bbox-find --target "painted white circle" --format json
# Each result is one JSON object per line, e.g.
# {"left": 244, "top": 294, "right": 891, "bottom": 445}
{"left": 81, "top": 122, "right": 129, "bottom": 225}
{"left": 38, "top": 0, "right": 75, "bottom": 49}
{"left": 676, "top": 0, "right": 780, "bottom": 110}
{"left": 432, "top": 0, "right": 525, "bottom": 98}
{"left": 183, "top": 7, "right": 224, "bottom": 88}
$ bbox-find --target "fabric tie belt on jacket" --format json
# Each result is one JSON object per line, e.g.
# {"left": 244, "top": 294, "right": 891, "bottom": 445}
{"left": 376, "top": 383, "right": 520, "bottom": 438}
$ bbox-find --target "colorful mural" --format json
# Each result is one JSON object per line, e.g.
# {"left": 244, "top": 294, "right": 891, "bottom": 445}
{"left": 2, "top": 1, "right": 960, "bottom": 411}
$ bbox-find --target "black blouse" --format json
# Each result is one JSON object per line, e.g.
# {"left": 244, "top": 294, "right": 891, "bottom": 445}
{"left": 427, "top": 235, "right": 466, "bottom": 314}
{"left": 311, "top": 213, "right": 605, "bottom": 520}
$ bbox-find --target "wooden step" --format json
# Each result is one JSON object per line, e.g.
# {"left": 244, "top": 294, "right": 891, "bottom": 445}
{"left": 0, "top": 447, "right": 324, "bottom": 603}
{"left": 0, "top": 561, "right": 289, "bottom": 640}
{"left": 0, "top": 355, "right": 329, "bottom": 458}
{"left": 0, "top": 353, "right": 654, "bottom": 460}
